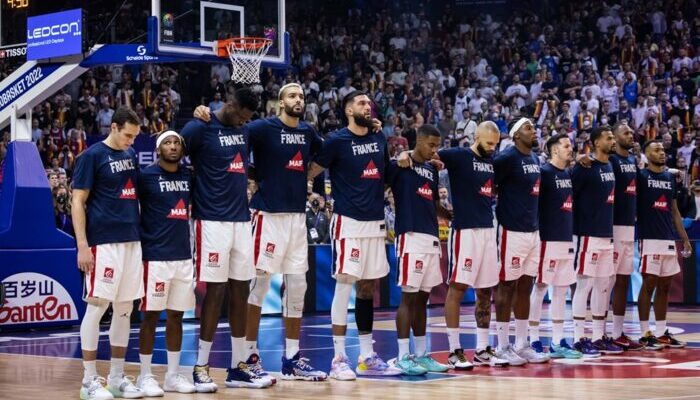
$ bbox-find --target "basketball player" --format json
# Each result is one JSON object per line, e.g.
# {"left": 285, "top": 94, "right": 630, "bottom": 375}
{"left": 136, "top": 131, "right": 196, "bottom": 395}
{"left": 636, "top": 140, "right": 689, "bottom": 349}
{"left": 493, "top": 117, "right": 548, "bottom": 364}
{"left": 608, "top": 122, "right": 644, "bottom": 351}
{"left": 527, "top": 134, "right": 582, "bottom": 359}
{"left": 72, "top": 107, "right": 144, "bottom": 400}
{"left": 386, "top": 124, "right": 450, "bottom": 375}
{"left": 308, "top": 90, "right": 401, "bottom": 379}
{"left": 181, "top": 87, "right": 272, "bottom": 390}
{"left": 571, "top": 126, "right": 622, "bottom": 356}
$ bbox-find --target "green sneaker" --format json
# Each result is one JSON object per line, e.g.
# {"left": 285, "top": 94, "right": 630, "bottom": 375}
{"left": 549, "top": 339, "right": 583, "bottom": 359}
{"left": 389, "top": 354, "right": 428, "bottom": 376}
{"left": 414, "top": 354, "right": 450, "bottom": 372}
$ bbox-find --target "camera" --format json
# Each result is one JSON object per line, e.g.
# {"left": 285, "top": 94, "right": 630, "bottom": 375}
{"left": 56, "top": 193, "right": 67, "bottom": 205}
{"left": 311, "top": 199, "right": 320, "bottom": 208}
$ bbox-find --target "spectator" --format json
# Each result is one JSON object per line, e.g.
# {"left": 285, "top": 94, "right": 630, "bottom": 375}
{"left": 96, "top": 101, "right": 114, "bottom": 136}
{"left": 306, "top": 193, "right": 330, "bottom": 244}
{"left": 53, "top": 184, "right": 73, "bottom": 236}
{"left": 384, "top": 188, "right": 395, "bottom": 243}
{"left": 209, "top": 92, "right": 225, "bottom": 112}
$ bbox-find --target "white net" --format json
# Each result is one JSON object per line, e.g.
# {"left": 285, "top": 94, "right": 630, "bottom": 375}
{"left": 226, "top": 38, "right": 273, "bottom": 85}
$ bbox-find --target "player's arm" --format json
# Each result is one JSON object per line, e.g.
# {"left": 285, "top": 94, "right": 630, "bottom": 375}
{"left": 307, "top": 162, "right": 326, "bottom": 181}
{"left": 71, "top": 188, "right": 94, "bottom": 273}
{"left": 672, "top": 197, "right": 692, "bottom": 255}
{"left": 193, "top": 105, "right": 212, "bottom": 122}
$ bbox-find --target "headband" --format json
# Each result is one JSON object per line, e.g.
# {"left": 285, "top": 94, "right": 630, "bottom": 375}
{"left": 509, "top": 117, "right": 531, "bottom": 138}
{"left": 156, "top": 130, "right": 183, "bottom": 148}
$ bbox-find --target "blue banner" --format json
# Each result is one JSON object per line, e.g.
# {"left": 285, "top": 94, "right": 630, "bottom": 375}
{"left": 0, "top": 63, "right": 61, "bottom": 113}
{"left": 27, "top": 9, "right": 83, "bottom": 60}
{"left": 81, "top": 44, "right": 185, "bottom": 67}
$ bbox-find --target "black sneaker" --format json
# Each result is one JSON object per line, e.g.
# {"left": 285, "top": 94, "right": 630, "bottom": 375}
{"left": 447, "top": 348, "right": 474, "bottom": 370}
{"left": 473, "top": 346, "right": 509, "bottom": 367}
{"left": 639, "top": 331, "right": 664, "bottom": 350}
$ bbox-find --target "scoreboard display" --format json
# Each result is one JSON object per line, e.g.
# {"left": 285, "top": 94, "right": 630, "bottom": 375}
{"left": 1, "top": 0, "right": 29, "bottom": 49}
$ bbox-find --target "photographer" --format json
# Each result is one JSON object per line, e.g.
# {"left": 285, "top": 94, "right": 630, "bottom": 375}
{"left": 306, "top": 193, "right": 330, "bottom": 244}
{"left": 53, "top": 184, "right": 74, "bottom": 236}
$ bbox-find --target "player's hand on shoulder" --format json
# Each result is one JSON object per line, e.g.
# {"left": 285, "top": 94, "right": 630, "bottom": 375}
{"left": 193, "top": 105, "right": 212, "bottom": 122}
{"left": 397, "top": 151, "right": 413, "bottom": 168}
{"left": 575, "top": 153, "right": 592, "bottom": 168}
{"left": 429, "top": 158, "right": 444, "bottom": 170}
{"left": 372, "top": 118, "right": 383, "bottom": 132}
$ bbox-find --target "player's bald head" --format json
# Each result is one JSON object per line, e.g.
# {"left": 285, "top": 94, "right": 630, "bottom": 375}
{"left": 473, "top": 121, "right": 500, "bottom": 157}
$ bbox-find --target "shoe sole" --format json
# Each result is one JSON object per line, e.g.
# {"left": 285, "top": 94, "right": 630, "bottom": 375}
{"left": 473, "top": 359, "right": 509, "bottom": 367}
{"left": 329, "top": 373, "right": 356, "bottom": 381}
{"left": 355, "top": 370, "right": 403, "bottom": 376}
{"left": 140, "top": 389, "right": 165, "bottom": 397}
{"left": 194, "top": 385, "right": 218, "bottom": 393}
{"left": 108, "top": 387, "right": 143, "bottom": 399}
{"left": 599, "top": 350, "right": 624, "bottom": 355}
{"left": 224, "top": 381, "right": 270, "bottom": 389}
{"left": 526, "top": 358, "right": 550, "bottom": 363}
{"left": 448, "top": 362, "right": 475, "bottom": 371}
{"left": 581, "top": 353, "right": 601, "bottom": 358}
{"left": 280, "top": 374, "right": 328, "bottom": 381}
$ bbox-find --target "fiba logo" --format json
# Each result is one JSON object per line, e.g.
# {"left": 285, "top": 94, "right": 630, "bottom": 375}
{"left": 162, "top": 13, "right": 174, "bottom": 29}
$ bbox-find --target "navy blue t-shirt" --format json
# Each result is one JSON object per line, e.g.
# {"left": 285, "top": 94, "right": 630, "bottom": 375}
{"left": 137, "top": 164, "right": 192, "bottom": 261}
{"left": 180, "top": 114, "right": 250, "bottom": 222}
{"left": 385, "top": 160, "right": 439, "bottom": 237}
{"left": 248, "top": 117, "right": 323, "bottom": 213}
{"left": 494, "top": 146, "right": 541, "bottom": 232}
{"left": 72, "top": 142, "right": 140, "bottom": 246}
{"left": 637, "top": 169, "right": 677, "bottom": 240}
{"left": 438, "top": 147, "right": 494, "bottom": 230}
{"left": 572, "top": 159, "right": 615, "bottom": 237}
{"left": 609, "top": 153, "right": 637, "bottom": 226}
{"left": 313, "top": 128, "right": 389, "bottom": 221}
{"left": 539, "top": 163, "right": 573, "bottom": 242}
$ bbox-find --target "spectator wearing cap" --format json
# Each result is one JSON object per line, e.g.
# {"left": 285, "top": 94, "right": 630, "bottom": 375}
{"left": 686, "top": 180, "right": 700, "bottom": 219}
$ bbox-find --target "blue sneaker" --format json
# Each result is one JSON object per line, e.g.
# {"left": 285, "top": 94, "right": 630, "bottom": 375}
{"left": 356, "top": 353, "right": 403, "bottom": 376}
{"left": 549, "top": 339, "right": 583, "bottom": 359}
{"left": 415, "top": 354, "right": 450, "bottom": 372}
{"left": 192, "top": 364, "right": 218, "bottom": 393}
{"left": 246, "top": 353, "right": 276, "bottom": 385}
{"left": 592, "top": 336, "right": 623, "bottom": 355}
{"left": 388, "top": 354, "right": 428, "bottom": 376}
{"left": 531, "top": 340, "right": 545, "bottom": 353}
{"left": 573, "top": 338, "right": 600, "bottom": 358}
{"left": 281, "top": 352, "right": 328, "bottom": 381}
{"left": 225, "top": 362, "right": 273, "bottom": 389}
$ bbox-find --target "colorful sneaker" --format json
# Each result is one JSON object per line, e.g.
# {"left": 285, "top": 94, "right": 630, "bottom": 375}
{"left": 163, "top": 372, "right": 195, "bottom": 394}
{"left": 388, "top": 354, "right": 428, "bottom": 376}
{"left": 592, "top": 336, "right": 623, "bottom": 355}
{"left": 107, "top": 374, "right": 143, "bottom": 399}
{"left": 225, "top": 362, "right": 273, "bottom": 388}
{"left": 356, "top": 353, "right": 403, "bottom": 376}
{"left": 658, "top": 330, "right": 686, "bottom": 349}
{"left": 415, "top": 354, "right": 450, "bottom": 372}
{"left": 281, "top": 352, "right": 328, "bottom": 381}
{"left": 447, "top": 348, "right": 474, "bottom": 370}
{"left": 516, "top": 343, "right": 550, "bottom": 363}
{"left": 573, "top": 338, "right": 600, "bottom": 358}
{"left": 80, "top": 376, "right": 114, "bottom": 400}
{"left": 192, "top": 364, "right": 218, "bottom": 393}
{"left": 495, "top": 344, "right": 527, "bottom": 366}
{"left": 531, "top": 340, "right": 545, "bottom": 354}
{"left": 329, "top": 354, "right": 356, "bottom": 381}
{"left": 549, "top": 339, "right": 583, "bottom": 359}
{"left": 473, "top": 346, "right": 509, "bottom": 367}
{"left": 613, "top": 333, "right": 644, "bottom": 351}
{"left": 639, "top": 331, "right": 664, "bottom": 350}
{"left": 246, "top": 353, "right": 276, "bottom": 385}
{"left": 136, "top": 374, "right": 164, "bottom": 397}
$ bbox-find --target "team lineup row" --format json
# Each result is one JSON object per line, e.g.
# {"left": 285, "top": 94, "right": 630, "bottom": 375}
{"left": 70, "top": 83, "right": 689, "bottom": 400}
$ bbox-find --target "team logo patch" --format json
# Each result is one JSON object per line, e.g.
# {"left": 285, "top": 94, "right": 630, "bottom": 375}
{"left": 479, "top": 178, "right": 493, "bottom": 197}
{"left": 119, "top": 178, "right": 136, "bottom": 199}
{"left": 416, "top": 183, "right": 433, "bottom": 200}
{"left": 350, "top": 248, "right": 360, "bottom": 262}
{"left": 463, "top": 258, "right": 472, "bottom": 272}
{"left": 530, "top": 177, "right": 541, "bottom": 196}
{"left": 548, "top": 259, "right": 556, "bottom": 271}
{"left": 207, "top": 252, "right": 220, "bottom": 267}
{"left": 511, "top": 257, "right": 521, "bottom": 269}
{"left": 265, "top": 242, "right": 276, "bottom": 257}
{"left": 101, "top": 267, "right": 114, "bottom": 284}
{"left": 591, "top": 253, "right": 599, "bottom": 263}
{"left": 167, "top": 199, "right": 188, "bottom": 220}
{"left": 613, "top": 252, "right": 619, "bottom": 263}
{"left": 286, "top": 150, "right": 304, "bottom": 172}
{"left": 560, "top": 194, "right": 573, "bottom": 212}
{"left": 625, "top": 179, "right": 636, "bottom": 195}
{"left": 414, "top": 260, "right": 424, "bottom": 274}
{"left": 606, "top": 189, "right": 615, "bottom": 204}
{"left": 227, "top": 152, "right": 245, "bottom": 174}
{"left": 361, "top": 160, "right": 380, "bottom": 179}
{"left": 153, "top": 282, "right": 166, "bottom": 297}
{"left": 653, "top": 254, "right": 661, "bottom": 262}
{"left": 653, "top": 195, "right": 669, "bottom": 211}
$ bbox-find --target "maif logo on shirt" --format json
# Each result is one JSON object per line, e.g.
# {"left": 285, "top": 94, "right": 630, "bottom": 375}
{"left": 560, "top": 195, "right": 573, "bottom": 212}
{"left": 361, "top": 160, "right": 380, "bottom": 179}
{"left": 530, "top": 177, "right": 541, "bottom": 196}
{"left": 227, "top": 153, "right": 245, "bottom": 174}
{"left": 416, "top": 183, "right": 433, "bottom": 200}
{"left": 286, "top": 150, "right": 304, "bottom": 172}
{"left": 606, "top": 189, "right": 615, "bottom": 204}
{"left": 119, "top": 178, "right": 136, "bottom": 199}
{"left": 167, "top": 199, "right": 188, "bottom": 220}
{"left": 479, "top": 178, "right": 493, "bottom": 197}
{"left": 625, "top": 179, "right": 636, "bottom": 195}
{"left": 653, "top": 194, "right": 669, "bottom": 211}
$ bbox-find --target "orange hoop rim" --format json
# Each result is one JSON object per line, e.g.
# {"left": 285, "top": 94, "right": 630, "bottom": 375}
{"left": 216, "top": 37, "right": 272, "bottom": 57}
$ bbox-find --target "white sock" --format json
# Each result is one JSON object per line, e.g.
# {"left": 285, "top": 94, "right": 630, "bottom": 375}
{"left": 110, "top": 358, "right": 125, "bottom": 378}
{"left": 640, "top": 320, "right": 650, "bottom": 335}
{"left": 358, "top": 333, "right": 374, "bottom": 359}
{"left": 552, "top": 322, "right": 564, "bottom": 344}
{"left": 529, "top": 323, "right": 540, "bottom": 343}
{"left": 655, "top": 320, "right": 667, "bottom": 336}
{"left": 413, "top": 335, "right": 427, "bottom": 357}
{"left": 83, "top": 360, "right": 98, "bottom": 380}
{"left": 333, "top": 335, "right": 346, "bottom": 357}
{"left": 196, "top": 339, "right": 212, "bottom": 366}
{"left": 167, "top": 351, "right": 180, "bottom": 375}
{"left": 496, "top": 321, "right": 509, "bottom": 350}
{"left": 574, "top": 319, "right": 585, "bottom": 342}
{"left": 139, "top": 353, "right": 152, "bottom": 376}
{"left": 612, "top": 315, "right": 625, "bottom": 338}
{"left": 285, "top": 338, "right": 300, "bottom": 359}
{"left": 592, "top": 319, "right": 605, "bottom": 340}
{"left": 446, "top": 327, "right": 461, "bottom": 352}
{"left": 231, "top": 336, "right": 246, "bottom": 367}
{"left": 397, "top": 338, "right": 410, "bottom": 359}
{"left": 476, "top": 328, "right": 489, "bottom": 351}
{"left": 245, "top": 340, "right": 257, "bottom": 357}
{"left": 515, "top": 319, "right": 528, "bottom": 349}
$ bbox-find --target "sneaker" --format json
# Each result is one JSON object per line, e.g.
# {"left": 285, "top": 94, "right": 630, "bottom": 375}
{"left": 549, "top": 339, "right": 583, "bottom": 359}
{"left": 356, "top": 353, "right": 403, "bottom": 376}
{"left": 281, "top": 352, "right": 328, "bottom": 381}
{"left": 573, "top": 338, "right": 600, "bottom": 358}
{"left": 592, "top": 336, "right": 624, "bottom": 355}
{"left": 447, "top": 348, "right": 474, "bottom": 370}
{"left": 329, "top": 354, "right": 356, "bottom": 381}
{"left": 515, "top": 343, "right": 550, "bottom": 363}
{"left": 495, "top": 344, "right": 527, "bottom": 366}
{"left": 136, "top": 374, "right": 164, "bottom": 397}
{"left": 658, "top": 329, "right": 686, "bottom": 349}
{"left": 192, "top": 364, "right": 218, "bottom": 393}
{"left": 246, "top": 353, "right": 276, "bottom": 385}
{"left": 473, "top": 346, "right": 509, "bottom": 367}
{"left": 415, "top": 354, "right": 450, "bottom": 372}
{"left": 639, "top": 331, "right": 664, "bottom": 350}
{"left": 613, "top": 333, "right": 644, "bottom": 351}
{"left": 163, "top": 373, "right": 196, "bottom": 394}
{"left": 388, "top": 354, "right": 428, "bottom": 376}
{"left": 225, "top": 362, "right": 273, "bottom": 388}
{"left": 531, "top": 340, "right": 545, "bottom": 354}
{"left": 107, "top": 374, "right": 143, "bottom": 399}
{"left": 80, "top": 376, "right": 114, "bottom": 400}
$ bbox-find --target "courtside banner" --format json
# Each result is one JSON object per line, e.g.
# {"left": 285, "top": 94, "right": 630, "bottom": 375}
{"left": 27, "top": 8, "right": 83, "bottom": 60}
{"left": 0, "top": 63, "right": 61, "bottom": 113}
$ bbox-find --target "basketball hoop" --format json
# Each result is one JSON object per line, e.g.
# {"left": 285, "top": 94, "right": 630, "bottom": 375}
{"left": 216, "top": 37, "right": 273, "bottom": 85}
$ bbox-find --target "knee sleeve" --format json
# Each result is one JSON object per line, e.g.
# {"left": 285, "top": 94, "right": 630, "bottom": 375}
{"left": 355, "top": 297, "right": 374, "bottom": 333}
{"left": 80, "top": 299, "right": 110, "bottom": 351}
{"left": 282, "top": 273, "right": 307, "bottom": 318}
{"left": 109, "top": 301, "right": 133, "bottom": 347}
{"left": 248, "top": 272, "right": 272, "bottom": 308}
{"left": 401, "top": 285, "right": 419, "bottom": 293}
{"left": 551, "top": 286, "right": 568, "bottom": 321}
{"left": 528, "top": 284, "right": 548, "bottom": 323}
{"left": 331, "top": 281, "right": 353, "bottom": 326}
{"left": 572, "top": 275, "right": 592, "bottom": 318}
{"left": 590, "top": 276, "right": 610, "bottom": 317}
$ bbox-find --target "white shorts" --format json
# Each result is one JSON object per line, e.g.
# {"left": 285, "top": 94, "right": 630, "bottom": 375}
{"left": 140, "top": 259, "right": 196, "bottom": 312}
{"left": 396, "top": 232, "right": 443, "bottom": 291}
{"left": 639, "top": 239, "right": 680, "bottom": 277}
{"left": 447, "top": 227, "right": 498, "bottom": 289}
{"left": 251, "top": 211, "right": 308, "bottom": 275}
{"left": 497, "top": 226, "right": 540, "bottom": 281}
{"left": 575, "top": 236, "right": 614, "bottom": 277}
{"left": 85, "top": 241, "right": 144, "bottom": 302}
{"left": 613, "top": 225, "right": 635, "bottom": 275}
{"left": 535, "top": 241, "right": 576, "bottom": 286}
{"left": 330, "top": 215, "right": 389, "bottom": 280}
{"left": 194, "top": 219, "right": 254, "bottom": 282}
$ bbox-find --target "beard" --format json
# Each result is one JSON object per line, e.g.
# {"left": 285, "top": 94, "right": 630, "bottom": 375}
{"left": 476, "top": 142, "right": 494, "bottom": 157}
{"left": 284, "top": 104, "right": 304, "bottom": 118}
{"left": 353, "top": 111, "right": 374, "bottom": 128}
{"left": 618, "top": 140, "right": 633, "bottom": 150}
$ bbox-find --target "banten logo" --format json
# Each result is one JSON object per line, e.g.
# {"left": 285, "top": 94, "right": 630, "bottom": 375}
{"left": 286, "top": 150, "right": 304, "bottom": 171}
{"left": 361, "top": 160, "right": 380, "bottom": 179}
{"left": 119, "top": 178, "right": 136, "bottom": 199}
{"left": 227, "top": 153, "right": 245, "bottom": 174}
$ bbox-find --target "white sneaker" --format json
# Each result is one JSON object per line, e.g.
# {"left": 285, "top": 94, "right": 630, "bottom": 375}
{"left": 496, "top": 344, "right": 527, "bottom": 366}
{"left": 136, "top": 374, "right": 164, "bottom": 397}
{"left": 516, "top": 343, "right": 550, "bottom": 364}
{"left": 80, "top": 376, "right": 114, "bottom": 400}
{"left": 107, "top": 374, "right": 143, "bottom": 399}
{"left": 164, "top": 372, "right": 196, "bottom": 393}
{"left": 328, "top": 354, "right": 356, "bottom": 381}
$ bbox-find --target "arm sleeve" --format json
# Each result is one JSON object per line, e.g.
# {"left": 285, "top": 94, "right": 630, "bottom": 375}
{"left": 493, "top": 152, "right": 510, "bottom": 187}
{"left": 179, "top": 120, "right": 204, "bottom": 156}
{"left": 72, "top": 151, "right": 95, "bottom": 190}
{"left": 313, "top": 134, "right": 337, "bottom": 168}
{"left": 437, "top": 148, "right": 454, "bottom": 170}
{"left": 310, "top": 127, "right": 324, "bottom": 156}
{"left": 571, "top": 164, "right": 584, "bottom": 197}
{"left": 385, "top": 160, "right": 399, "bottom": 187}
